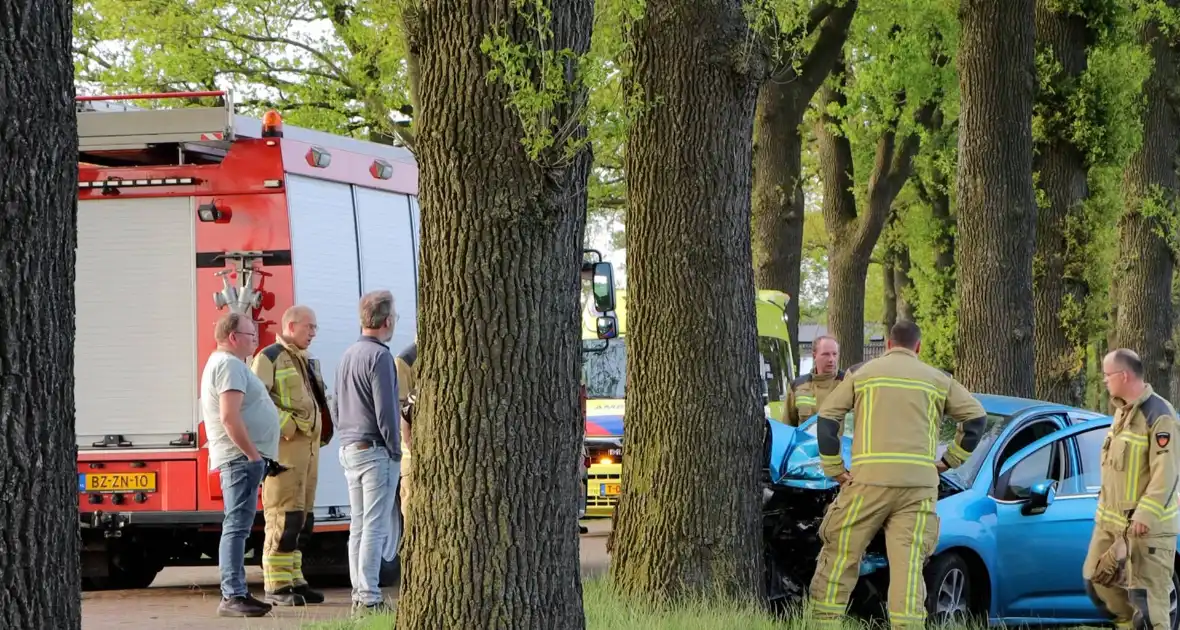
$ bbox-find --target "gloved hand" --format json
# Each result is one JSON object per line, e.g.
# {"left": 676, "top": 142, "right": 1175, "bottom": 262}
{"left": 263, "top": 457, "right": 291, "bottom": 478}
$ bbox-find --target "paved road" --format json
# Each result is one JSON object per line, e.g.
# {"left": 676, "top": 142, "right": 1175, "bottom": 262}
{"left": 82, "top": 520, "right": 612, "bottom": 630}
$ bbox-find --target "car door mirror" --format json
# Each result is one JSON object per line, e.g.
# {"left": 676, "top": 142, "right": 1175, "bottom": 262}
{"left": 1022, "top": 479, "right": 1057, "bottom": 516}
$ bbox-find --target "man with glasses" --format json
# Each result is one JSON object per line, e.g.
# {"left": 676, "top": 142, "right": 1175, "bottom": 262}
{"left": 250, "top": 305, "right": 335, "bottom": 607}
{"left": 200, "top": 312, "right": 281, "bottom": 618}
{"left": 1084, "top": 348, "right": 1180, "bottom": 630}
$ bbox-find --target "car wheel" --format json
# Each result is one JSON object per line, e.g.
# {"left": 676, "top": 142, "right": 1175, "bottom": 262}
{"left": 925, "top": 552, "right": 979, "bottom": 625}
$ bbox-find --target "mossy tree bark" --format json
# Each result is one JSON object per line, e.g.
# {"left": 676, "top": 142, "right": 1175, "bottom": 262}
{"left": 751, "top": 0, "right": 857, "bottom": 372}
{"left": 1031, "top": 3, "right": 1094, "bottom": 407}
{"left": 1112, "top": 2, "right": 1180, "bottom": 399}
{"left": 609, "top": 0, "right": 768, "bottom": 604}
{"left": 0, "top": 0, "right": 81, "bottom": 626}
{"left": 397, "top": 2, "right": 594, "bottom": 629}
{"left": 954, "top": 0, "right": 1038, "bottom": 397}
{"left": 818, "top": 59, "right": 933, "bottom": 369}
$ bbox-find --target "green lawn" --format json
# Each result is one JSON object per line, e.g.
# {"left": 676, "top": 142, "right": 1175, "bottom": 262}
{"left": 303, "top": 578, "right": 1103, "bottom": 629}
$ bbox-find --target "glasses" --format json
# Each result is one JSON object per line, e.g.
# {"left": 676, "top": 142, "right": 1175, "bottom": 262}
{"left": 234, "top": 329, "right": 257, "bottom": 338}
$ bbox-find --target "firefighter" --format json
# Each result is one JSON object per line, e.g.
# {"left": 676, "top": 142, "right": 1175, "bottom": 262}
{"left": 781, "top": 335, "right": 844, "bottom": 427}
{"left": 808, "top": 320, "right": 987, "bottom": 628}
{"left": 394, "top": 337, "right": 416, "bottom": 524}
{"left": 1083, "top": 349, "right": 1180, "bottom": 630}
{"left": 250, "top": 305, "right": 334, "bottom": 606}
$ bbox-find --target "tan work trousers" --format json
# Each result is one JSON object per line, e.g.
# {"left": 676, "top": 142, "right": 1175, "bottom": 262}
{"left": 809, "top": 481, "right": 940, "bottom": 628}
{"left": 261, "top": 432, "right": 319, "bottom": 592}
{"left": 1083, "top": 526, "right": 1176, "bottom": 630}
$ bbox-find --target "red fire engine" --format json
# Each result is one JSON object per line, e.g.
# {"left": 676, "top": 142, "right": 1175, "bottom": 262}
{"left": 75, "top": 90, "right": 618, "bottom": 589}
{"left": 76, "top": 90, "right": 421, "bottom": 589}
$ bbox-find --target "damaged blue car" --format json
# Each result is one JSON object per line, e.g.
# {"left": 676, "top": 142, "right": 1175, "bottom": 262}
{"left": 762, "top": 393, "right": 1180, "bottom": 627}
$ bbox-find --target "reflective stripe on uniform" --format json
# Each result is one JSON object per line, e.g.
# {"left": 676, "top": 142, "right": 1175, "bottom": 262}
{"left": 851, "top": 453, "right": 936, "bottom": 467}
{"left": 275, "top": 367, "right": 311, "bottom": 432}
{"left": 823, "top": 494, "right": 866, "bottom": 605}
{"left": 1096, "top": 504, "right": 1129, "bottom": 529}
{"left": 905, "top": 498, "right": 934, "bottom": 618}
{"left": 854, "top": 377, "right": 947, "bottom": 458}
{"left": 1121, "top": 433, "right": 1148, "bottom": 502}
{"left": 1137, "top": 496, "right": 1179, "bottom": 521}
{"left": 796, "top": 395, "right": 818, "bottom": 407}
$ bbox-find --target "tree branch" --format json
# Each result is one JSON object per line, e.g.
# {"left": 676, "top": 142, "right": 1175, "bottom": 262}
{"left": 796, "top": 0, "right": 858, "bottom": 95}
{"left": 817, "top": 58, "right": 859, "bottom": 237}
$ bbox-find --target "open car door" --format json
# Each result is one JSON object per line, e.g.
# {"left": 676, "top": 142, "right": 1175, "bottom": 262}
{"left": 990, "top": 416, "right": 1113, "bottom": 622}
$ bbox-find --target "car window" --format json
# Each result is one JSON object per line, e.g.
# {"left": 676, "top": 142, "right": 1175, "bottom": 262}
{"left": 1001, "top": 443, "right": 1053, "bottom": 501}
{"left": 1056, "top": 426, "right": 1108, "bottom": 497}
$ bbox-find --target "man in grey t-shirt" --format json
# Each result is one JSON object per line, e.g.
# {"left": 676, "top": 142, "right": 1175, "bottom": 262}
{"left": 200, "top": 312, "right": 280, "bottom": 618}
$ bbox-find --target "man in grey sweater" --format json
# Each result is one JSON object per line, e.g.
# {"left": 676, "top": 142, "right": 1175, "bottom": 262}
{"left": 333, "top": 290, "right": 400, "bottom": 615}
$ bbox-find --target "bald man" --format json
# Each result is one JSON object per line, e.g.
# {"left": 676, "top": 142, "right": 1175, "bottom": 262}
{"left": 250, "top": 306, "right": 335, "bottom": 606}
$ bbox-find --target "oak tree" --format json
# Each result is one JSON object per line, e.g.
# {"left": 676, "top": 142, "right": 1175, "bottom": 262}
{"left": 608, "top": 0, "right": 768, "bottom": 603}
{"left": 0, "top": 0, "right": 82, "bottom": 626}
{"left": 954, "top": 0, "right": 1038, "bottom": 396}
{"left": 1112, "top": 0, "right": 1180, "bottom": 397}
{"left": 751, "top": 0, "right": 857, "bottom": 370}
{"left": 395, "top": 1, "right": 595, "bottom": 628}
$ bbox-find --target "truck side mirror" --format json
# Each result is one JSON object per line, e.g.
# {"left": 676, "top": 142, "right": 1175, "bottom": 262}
{"left": 592, "top": 262, "right": 616, "bottom": 313}
{"left": 596, "top": 315, "right": 618, "bottom": 340}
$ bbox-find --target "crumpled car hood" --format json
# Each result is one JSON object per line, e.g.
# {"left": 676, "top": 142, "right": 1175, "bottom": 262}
{"left": 765, "top": 418, "right": 851, "bottom": 489}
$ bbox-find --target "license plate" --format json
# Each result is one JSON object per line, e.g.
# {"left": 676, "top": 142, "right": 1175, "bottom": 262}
{"left": 79, "top": 472, "right": 157, "bottom": 493}
{"left": 600, "top": 483, "right": 621, "bottom": 496}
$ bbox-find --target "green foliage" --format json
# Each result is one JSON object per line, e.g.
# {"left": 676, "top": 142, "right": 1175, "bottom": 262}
{"left": 74, "top": 0, "right": 411, "bottom": 139}
{"left": 480, "top": 0, "right": 595, "bottom": 165}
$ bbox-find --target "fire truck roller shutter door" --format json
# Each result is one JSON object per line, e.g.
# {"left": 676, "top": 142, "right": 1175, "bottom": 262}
{"left": 286, "top": 174, "right": 361, "bottom": 520}
{"left": 353, "top": 186, "right": 418, "bottom": 357}
{"left": 75, "top": 197, "right": 199, "bottom": 450}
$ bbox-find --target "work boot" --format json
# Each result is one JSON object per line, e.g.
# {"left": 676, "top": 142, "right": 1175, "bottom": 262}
{"left": 293, "top": 583, "right": 325, "bottom": 604}
{"left": 264, "top": 586, "right": 306, "bottom": 607}
{"left": 217, "top": 595, "right": 271, "bottom": 617}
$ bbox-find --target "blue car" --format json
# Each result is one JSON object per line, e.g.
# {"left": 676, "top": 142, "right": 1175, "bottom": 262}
{"left": 762, "top": 393, "right": 1180, "bottom": 627}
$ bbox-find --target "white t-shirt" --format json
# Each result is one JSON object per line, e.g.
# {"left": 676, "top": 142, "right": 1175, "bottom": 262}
{"left": 200, "top": 350, "right": 280, "bottom": 471}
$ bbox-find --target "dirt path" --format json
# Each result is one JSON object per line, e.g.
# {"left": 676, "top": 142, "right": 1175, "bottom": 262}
{"left": 82, "top": 520, "right": 612, "bottom": 630}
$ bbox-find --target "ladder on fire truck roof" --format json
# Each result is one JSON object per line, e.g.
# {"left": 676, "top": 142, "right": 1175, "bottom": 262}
{"left": 76, "top": 89, "right": 417, "bottom": 167}
{"left": 76, "top": 90, "right": 237, "bottom": 154}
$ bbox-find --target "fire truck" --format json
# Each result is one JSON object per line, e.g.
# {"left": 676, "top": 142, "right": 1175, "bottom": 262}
{"left": 75, "top": 90, "right": 618, "bottom": 589}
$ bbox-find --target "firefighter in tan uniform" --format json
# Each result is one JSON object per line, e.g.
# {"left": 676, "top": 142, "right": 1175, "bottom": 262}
{"left": 808, "top": 321, "right": 987, "bottom": 628}
{"left": 1083, "top": 349, "right": 1180, "bottom": 630}
{"left": 394, "top": 339, "right": 416, "bottom": 522}
{"left": 250, "top": 305, "right": 335, "bottom": 606}
{"left": 782, "top": 335, "right": 843, "bottom": 426}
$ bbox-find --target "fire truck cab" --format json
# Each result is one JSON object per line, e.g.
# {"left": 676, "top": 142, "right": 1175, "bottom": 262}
{"left": 75, "top": 90, "right": 425, "bottom": 589}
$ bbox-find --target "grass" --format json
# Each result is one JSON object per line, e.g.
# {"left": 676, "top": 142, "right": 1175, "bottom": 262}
{"left": 300, "top": 578, "right": 1106, "bottom": 629}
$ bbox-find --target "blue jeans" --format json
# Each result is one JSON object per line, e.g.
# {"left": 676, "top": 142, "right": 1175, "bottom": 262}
{"left": 340, "top": 443, "right": 399, "bottom": 605}
{"left": 218, "top": 456, "right": 266, "bottom": 599}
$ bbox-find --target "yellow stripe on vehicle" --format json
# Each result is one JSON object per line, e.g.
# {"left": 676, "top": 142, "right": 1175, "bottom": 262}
{"left": 824, "top": 494, "right": 865, "bottom": 605}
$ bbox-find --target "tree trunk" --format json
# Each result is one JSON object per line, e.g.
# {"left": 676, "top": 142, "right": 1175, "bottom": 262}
{"left": 1031, "top": 3, "right": 1092, "bottom": 407}
{"left": 751, "top": 1, "right": 857, "bottom": 373}
{"left": 609, "top": 0, "right": 766, "bottom": 603}
{"left": 397, "top": 3, "right": 593, "bottom": 629}
{"left": 883, "top": 255, "right": 898, "bottom": 332}
{"left": 1113, "top": 3, "right": 1180, "bottom": 399}
{"left": 818, "top": 59, "right": 929, "bottom": 369}
{"left": 954, "top": 0, "right": 1038, "bottom": 397}
{"left": 0, "top": 0, "right": 81, "bottom": 627}
{"left": 895, "top": 246, "right": 916, "bottom": 322}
